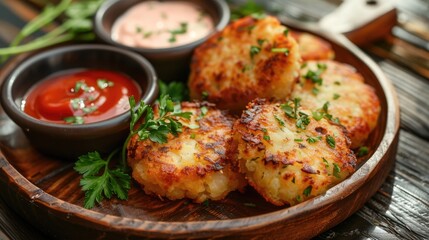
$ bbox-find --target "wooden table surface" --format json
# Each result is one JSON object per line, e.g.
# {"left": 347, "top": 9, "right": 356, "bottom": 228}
{"left": 0, "top": 0, "right": 428, "bottom": 239}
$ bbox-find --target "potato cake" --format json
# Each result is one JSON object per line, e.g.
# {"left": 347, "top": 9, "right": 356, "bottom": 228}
{"left": 127, "top": 102, "right": 246, "bottom": 202}
{"left": 188, "top": 16, "right": 301, "bottom": 113}
{"left": 291, "top": 31, "right": 335, "bottom": 61}
{"left": 233, "top": 98, "right": 356, "bottom": 206}
{"left": 292, "top": 60, "right": 380, "bottom": 149}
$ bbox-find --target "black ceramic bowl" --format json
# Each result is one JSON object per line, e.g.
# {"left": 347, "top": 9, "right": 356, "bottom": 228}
{"left": 94, "top": 0, "right": 230, "bottom": 82}
{"left": 0, "top": 44, "right": 158, "bottom": 159}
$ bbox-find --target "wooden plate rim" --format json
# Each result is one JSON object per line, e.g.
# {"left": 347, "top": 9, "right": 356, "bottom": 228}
{"left": 0, "top": 24, "right": 400, "bottom": 236}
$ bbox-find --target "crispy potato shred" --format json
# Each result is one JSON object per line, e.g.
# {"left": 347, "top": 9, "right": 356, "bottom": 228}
{"left": 128, "top": 15, "right": 381, "bottom": 207}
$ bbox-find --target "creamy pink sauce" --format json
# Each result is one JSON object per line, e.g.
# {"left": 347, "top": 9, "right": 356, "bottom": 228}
{"left": 112, "top": 1, "right": 214, "bottom": 48}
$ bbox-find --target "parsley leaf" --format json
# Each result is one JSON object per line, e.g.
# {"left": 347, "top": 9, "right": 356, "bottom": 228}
{"left": 303, "top": 186, "right": 312, "bottom": 197}
{"left": 357, "top": 146, "right": 369, "bottom": 157}
{"left": 326, "top": 135, "right": 336, "bottom": 148}
{"left": 74, "top": 150, "right": 131, "bottom": 209}
{"left": 158, "top": 80, "right": 188, "bottom": 102}
{"left": 333, "top": 163, "right": 341, "bottom": 178}
{"left": 250, "top": 45, "right": 261, "bottom": 59}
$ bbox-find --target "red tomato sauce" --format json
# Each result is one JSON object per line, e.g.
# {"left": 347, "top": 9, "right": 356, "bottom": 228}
{"left": 23, "top": 69, "right": 141, "bottom": 124}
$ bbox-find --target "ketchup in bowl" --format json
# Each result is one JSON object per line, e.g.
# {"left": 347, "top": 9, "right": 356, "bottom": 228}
{"left": 22, "top": 69, "right": 141, "bottom": 124}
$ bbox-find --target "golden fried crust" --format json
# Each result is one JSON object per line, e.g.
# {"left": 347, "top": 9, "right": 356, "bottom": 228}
{"left": 127, "top": 102, "right": 246, "bottom": 202}
{"left": 291, "top": 31, "right": 335, "bottom": 61}
{"left": 233, "top": 99, "right": 356, "bottom": 206}
{"left": 292, "top": 60, "right": 381, "bottom": 149}
{"left": 188, "top": 16, "right": 301, "bottom": 113}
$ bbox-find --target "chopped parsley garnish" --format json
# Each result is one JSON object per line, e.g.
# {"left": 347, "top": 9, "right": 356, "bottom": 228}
{"left": 296, "top": 195, "right": 302, "bottom": 202}
{"left": 74, "top": 95, "right": 191, "bottom": 209}
{"left": 296, "top": 112, "right": 310, "bottom": 130}
{"left": 168, "top": 22, "right": 188, "bottom": 43}
{"left": 283, "top": 29, "right": 289, "bottom": 36}
{"left": 74, "top": 81, "right": 89, "bottom": 93}
{"left": 143, "top": 32, "right": 152, "bottom": 38}
{"left": 64, "top": 116, "right": 84, "bottom": 125}
{"left": 274, "top": 114, "right": 285, "bottom": 127}
{"left": 312, "top": 101, "right": 340, "bottom": 124}
{"left": 263, "top": 135, "right": 270, "bottom": 141}
{"left": 306, "top": 136, "right": 322, "bottom": 143}
{"left": 333, "top": 163, "right": 341, "bottom": 178}
{"left": 333, "top": 93, "right": 341, "bottom": 100}
{"left": 303, "top": 63, "right": 327, "bottom": 86}
{"left": 271, "top": 48, "right": 289, "bottom": 56}
{"left": 250, "top": 45, "right": 261, "bottom": 59}
{"left": 322, "top": 158, "right": 329, "bottom": 168}
{"left": 242, "top": 64, "right": 251, "bottom": 72}
{"left": 357, "top": 146, "right": 369, "bottom": 157}
{"left": 190, "top": 133, "right": 196, "bottom": 139}
{"left": 281, "top": 98, "right": 300, "bottom": 119}
{"left": 312, "top": 87, "right": 319, "bottom": 95}
{"left": 135, "top": 26, "right": 142, "bottom": 33}
{"left": 257, "top": 38, "right": 267, "bottom": 46}
{"left": 326, "top": 135, "right": 336, "bottom": 148}
{"left": 198, "top": 106, "right": 208, "bottom": 119}
{"left": 303, "top": 186, "right": 312, "bottom": 197}
{"left": 97, "top": 79, "right": 114, "bottom": 89}
{"left": 294, "top": 138, "right": 303, "bottom": 142}
{"left": 201, "top": 91, "right": 209, "bottom": 100}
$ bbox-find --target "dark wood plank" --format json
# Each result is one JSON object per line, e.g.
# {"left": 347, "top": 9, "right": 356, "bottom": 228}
{"left": 318, "top": 130, "right": 429, "bottom": 239}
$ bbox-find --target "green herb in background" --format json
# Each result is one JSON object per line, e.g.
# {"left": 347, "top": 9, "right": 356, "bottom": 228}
{"left": 229, "top": 0, "right": 265, "bottom": 20}
{"left": 0, "top": 0, "right": 104, "bottom": 63}
{"left": 158, "top": 80, "right": 188, "bottom": 102}
{"left": 74, "top": 95, "right": 191, "bottom": 209}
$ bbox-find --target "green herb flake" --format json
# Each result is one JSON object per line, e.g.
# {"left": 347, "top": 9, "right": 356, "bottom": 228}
{"left": 136, "top": 26, "right": 142, "bottom": 33}
{"left": 333, "top": 163, "right": 341, "bottom": 178}
{"left": 64, "top": 116, "right": 84, "bottom": 125}
{"left": 322, "top": 158, "right": 329, "bottom": 168}
{"left": 306, "top": 136, "right": 321, "bottom": 143}
{"left": 190, "top": 133, "right": 196, "bottom": 139}
{"left": 257, "top": 38, "right": 267, "bottom": 46}
{"left": 333, "top": 93, "right": 340, "bottom": 100}
{"left": 312, "top": 87, "right": 319, "bottom": 95}
{"left": 283, "top": 29, "right": 289, "bottom": 36}
{"left": 203, "top": 199, "right": 210, "bottom": 207}
{"left": 74, "top": 81, "right": 84, "bottom": 93}
{"left": 326, "top": 135, "right": 336, "bottom": 148}
{"left": 303, "top": 63, "right": 328, "bottom": 86}
{"left": 263, "top": 135, "right": 270, "bottom": 141}
{"left": 294, "top": 138, "right": 303, "bottom": 142}
{"left": 296, "top": 195, "right": 302, "bottom": 202}
{"left": 201, "top": 91, "right": 209, "bottom": 100}
{"left": 143, "top": 31, "right": 152, "bottom": 38}
{"left": 97, "top": 79, "right": 114, "bottom": 89}
{"left": 274, "top": 115, "right": 285, "bottom": 127}
{"left": 303, "top": 185, "right": 312, "bottom": 197}
{"left": 312, "top": 111, "right": 324, "bottom": 121}
{"left": 250, "top": 45, "right": 261, "bottom": 59}
{"left": 296, "top": 112, "right": 310, "bottom": 130}
{"left": 271, "top": 48, "right": 289, "bottom": 56}
{"left": 357, "top": 146, "right": 369, "bottom": 157}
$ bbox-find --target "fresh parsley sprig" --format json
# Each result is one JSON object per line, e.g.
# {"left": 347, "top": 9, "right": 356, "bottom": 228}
{"left": 0, "top": 0, "right": 104, "bottom": 63}
{"left": 74, "top": 95, "right": 191, "bottom": 209}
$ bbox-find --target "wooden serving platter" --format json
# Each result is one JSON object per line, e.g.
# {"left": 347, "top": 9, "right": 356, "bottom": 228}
{"left": 0, "top": 25, "right": 400, "bottom": 239}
